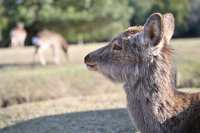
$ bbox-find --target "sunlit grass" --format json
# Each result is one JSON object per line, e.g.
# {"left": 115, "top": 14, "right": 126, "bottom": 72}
{"left": 0, "top": 38, "right": 199, "bottom": 129}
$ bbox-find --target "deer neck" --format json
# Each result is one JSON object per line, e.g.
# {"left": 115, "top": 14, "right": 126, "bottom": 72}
{"left": 124, "top": 51, "right": 178, "bottom": 132}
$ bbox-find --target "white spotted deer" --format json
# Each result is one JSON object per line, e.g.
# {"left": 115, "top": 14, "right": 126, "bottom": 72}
{"left": 10, "top": 22, "right": 27, "bottom": 48}
{"left": 32, "top": 30, "right": 68, "bottom": 65}
{"left": 84, "top": 13, "right": 200, "bottom": 133}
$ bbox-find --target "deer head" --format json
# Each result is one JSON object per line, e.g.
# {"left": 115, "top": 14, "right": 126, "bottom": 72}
{"left": 84, "top": 13, "right": 175, "bottom": 83}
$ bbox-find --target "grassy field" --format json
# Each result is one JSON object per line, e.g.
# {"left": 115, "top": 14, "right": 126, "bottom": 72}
{"left": 172, "top": 38, "right": 200, "bottom": 87}
{"left": 0, "top": 44, "right": 125, "bottom": 107}
{"left": 0, "top": 38, "right": 200, "bottom": 132}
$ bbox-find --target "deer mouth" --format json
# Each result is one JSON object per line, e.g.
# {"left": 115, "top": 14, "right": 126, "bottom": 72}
{"left": 85, "top": 62, "right": 97, "bottom": 71}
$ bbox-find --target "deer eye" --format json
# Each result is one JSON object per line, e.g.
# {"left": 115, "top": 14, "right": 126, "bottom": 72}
{"left": 113, "top": 43, "right": 122, "bottom": 50}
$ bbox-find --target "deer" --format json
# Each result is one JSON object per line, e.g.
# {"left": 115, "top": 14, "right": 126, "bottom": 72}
{"left": 84, "top": 13, "right": 200, "bottom": 133}
{"left": 32, "top": 30, "right": 68, "bottom": 65}
{"left": 10, "top": 22, "right": 27, "bottom": 48}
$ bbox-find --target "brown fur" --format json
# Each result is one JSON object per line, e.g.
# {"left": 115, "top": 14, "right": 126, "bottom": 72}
{"left": 33, "top": 30, "right": 68, "bottom": 65}
{"left": 84, "top": 13, "right": 200, "bottom": 133}
{"left": 10, "top": 23, "right": 27, "bottom": 48}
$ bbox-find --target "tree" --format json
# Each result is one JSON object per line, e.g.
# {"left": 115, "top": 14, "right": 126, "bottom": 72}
{"left": 186, "top": 0, "right": 200, "bottom": 37}
{"left": 129, "top": 0, "right": 191, "bottom": 37}
{"left": 1, "top": 0, "right": 132, "bottom": 46}
{"left": 151, "top": 0, "right": 190, "bottom": 36}
{"left": 129, "top": 0, "right": 154, "bottom": 25}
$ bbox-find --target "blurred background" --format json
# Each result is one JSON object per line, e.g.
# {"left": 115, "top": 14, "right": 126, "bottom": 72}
{"left": 0, "top": 0, "right": 199, "bottom": 133}
{"left": 0, "top": 0, "right": 199, "bottom": 45}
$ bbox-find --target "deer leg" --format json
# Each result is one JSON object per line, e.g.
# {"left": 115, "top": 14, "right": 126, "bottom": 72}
{"left": 11, "top": 39, "right": 17, "bottom": 48}
{"left": 38, "top": 47, "right": 46, "bottom": 66}
{"left": 33, "top": 46, "right": 39, "bottom": 65}
{"left": 53, "top": 47, "right": 60, "bottom": 65}
{"left": 20, "top": 40, "right": 24, "bottom": 47}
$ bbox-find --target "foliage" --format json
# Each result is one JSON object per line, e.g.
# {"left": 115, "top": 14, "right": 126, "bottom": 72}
{"left": 152, "top": 0, "right": 190, "bottom": 36}
{"left": 186, "top": 0, "right": 200, "bottom": 37}
{"left": 0, "top": 0, "right": 199, "bottom": 46}
{"left": 129, "top": 0, "right": 192, "bottom": 37}
{"left": 129, "top": 0, "right": 154, "bottom": 25}
{"left": 1, "top": 0, "right": 132, "bottom": 44}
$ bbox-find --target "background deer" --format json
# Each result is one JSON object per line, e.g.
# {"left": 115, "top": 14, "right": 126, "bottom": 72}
{"left": 32, "top": 30, "right": 68, "bottom": 65}
{"left": 10, "top": 22, "right": 27, "bottom": 48}
{"left": 84, "top": 13, "right": 200, "bottom": 133}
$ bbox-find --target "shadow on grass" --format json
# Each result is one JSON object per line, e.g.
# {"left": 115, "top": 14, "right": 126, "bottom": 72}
{"left": 0, "top": 63, "right": 58, "bottom": 69}
{"left": 0, "top": 63, "right": 39, "bottom": 69}
{"left": 0, "top": 108, "right": 136, "bottom": 133}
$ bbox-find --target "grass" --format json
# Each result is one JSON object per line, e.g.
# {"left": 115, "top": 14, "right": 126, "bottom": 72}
{"left": 0, "top": 44, "right": 124, "bottom": 107}
{"left": 0, "top": 39, "right": 200, "bottom": 107}
{"left": 0, "top": 38, "right": 199, "bottom": 131}
{"left": 172, "top": 38, "right": 200, "bottom": 87}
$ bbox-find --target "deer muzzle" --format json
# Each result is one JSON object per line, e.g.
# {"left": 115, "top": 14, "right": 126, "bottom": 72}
{"left": 84, "top": 54, "right": 97, "bottom": 71}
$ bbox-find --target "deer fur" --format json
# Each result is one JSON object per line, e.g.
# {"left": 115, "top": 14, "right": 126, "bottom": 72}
{"left": 84, "top": 13, "right": 200, "bottom": 133}
{"left": 10, "top": 22, "right": 27, "bottom": 48}
{"left": 32, "top": 30, "right": 68, "bottom": 65}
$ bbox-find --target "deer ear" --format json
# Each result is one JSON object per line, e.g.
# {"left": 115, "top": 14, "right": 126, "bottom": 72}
{"left": 144, "top": 13, "right": 164, "bottom": 47}
{"left": 163, "top": 13, "right": 175, "bottom": 44}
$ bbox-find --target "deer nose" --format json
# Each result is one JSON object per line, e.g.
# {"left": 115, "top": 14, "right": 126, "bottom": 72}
{"left": 84, "top": 54, "right": 96, "bottom": 64}
{"left": 84, "top": 54, "right": 91, "bottom": 64}
{"left": 84, "top": 54, "right": 97, "bottom": 71}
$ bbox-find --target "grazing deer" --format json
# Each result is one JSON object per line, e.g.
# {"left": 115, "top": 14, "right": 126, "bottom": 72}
{"left": 84, "top": 13, "right": 200, "bottom": 133}
{"left": 32, "top": 30, "right": 68, "bottom": 65}
{"left": 10, "top": 22, "right": 27, "bottom": 48}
